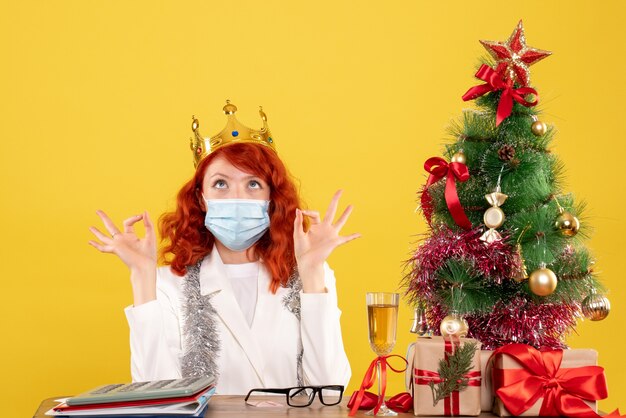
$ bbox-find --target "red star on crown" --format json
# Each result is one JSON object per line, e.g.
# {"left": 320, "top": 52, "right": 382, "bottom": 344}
{"left": 480, "top": 20, "right": 551, "bottom": 87}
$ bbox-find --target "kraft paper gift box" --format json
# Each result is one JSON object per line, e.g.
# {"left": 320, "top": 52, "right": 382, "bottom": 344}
{"left": 492, "top": 346, "right": 603, "bottom": 416}
{"left": 480, "top": 350, "right": 494, "bottom": 412}
{"left": 412, "top": 336, "right": 482, "bottom": 416}
{"left": 406, "top": 342, "right": 416, "bottom": 392}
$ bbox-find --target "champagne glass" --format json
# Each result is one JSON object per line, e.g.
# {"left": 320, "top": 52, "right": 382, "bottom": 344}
{"left": 366, "top": 292, "right": 399, "bottom": 416}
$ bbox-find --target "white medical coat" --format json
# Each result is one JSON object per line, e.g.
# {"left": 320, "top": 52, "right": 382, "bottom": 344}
{"left": 124, "top": 249, "right": 351, "bottom": 394}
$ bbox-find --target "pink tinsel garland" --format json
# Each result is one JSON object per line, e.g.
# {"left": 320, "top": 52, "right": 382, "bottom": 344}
{"left": 404, "top": 226, "right": 578, "bottom": 350}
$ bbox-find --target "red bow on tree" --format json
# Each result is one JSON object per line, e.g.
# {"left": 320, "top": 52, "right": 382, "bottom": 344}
{"left": 462, "top": 64, "right": 538, "bottom": 126}
{"left": 421, "top": 157, "right": 472, "bottom": 230}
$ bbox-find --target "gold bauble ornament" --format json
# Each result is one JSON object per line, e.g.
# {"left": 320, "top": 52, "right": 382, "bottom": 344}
{"left": 531, "top": 120, "right": 547, "bottom": 136}
{"left": 440, "top": 312, "right": 469, "bottom": 338}
{"left": 555, "top": 210, "right": 580, "bottom": 237}
{"left": 528, "top": 264, "right": 558, "bottom": 296}
{"left": 581, "top": 294, "right": 610, "bottom": 321}
{"left": 451, "top": 150, "right": 467, "bottom": 165}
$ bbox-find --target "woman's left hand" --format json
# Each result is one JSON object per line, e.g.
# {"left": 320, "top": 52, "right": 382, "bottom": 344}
{"left": 294, "top": 190, "right": 361, "bottom": 293}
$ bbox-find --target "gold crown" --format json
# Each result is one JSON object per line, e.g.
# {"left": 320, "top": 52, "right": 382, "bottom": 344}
{"left": 189, "top": 100, "right": 276, "bottom": 167}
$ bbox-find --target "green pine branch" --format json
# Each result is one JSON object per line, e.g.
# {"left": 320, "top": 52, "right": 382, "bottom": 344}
{"left": 428, "top": 341, "right": 478, "bottom": 406}
{"left": 436, "top": 258, "right": 498, "bottom": 314}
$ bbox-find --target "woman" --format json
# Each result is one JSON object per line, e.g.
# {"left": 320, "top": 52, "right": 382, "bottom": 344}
{"left": 88, "top": 102, "right": 359, "bottom": 394}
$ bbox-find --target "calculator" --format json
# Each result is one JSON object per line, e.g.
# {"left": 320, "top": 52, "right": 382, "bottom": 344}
{"left": 66, "top": 376, "right": 215, "bottom": 406}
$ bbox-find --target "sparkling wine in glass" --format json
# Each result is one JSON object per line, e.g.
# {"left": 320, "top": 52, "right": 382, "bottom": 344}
{"left": 366, "top": 292, "right": 399, "bottom": 416}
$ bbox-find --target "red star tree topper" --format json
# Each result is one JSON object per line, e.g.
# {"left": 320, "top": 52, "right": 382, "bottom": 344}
{"left": 480, "top": 20, "right": 551, "bottom": 86}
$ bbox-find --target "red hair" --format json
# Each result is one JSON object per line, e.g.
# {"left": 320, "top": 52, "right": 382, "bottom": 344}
{"left": 159, "top": 143, "right": 304, "bottom": 293}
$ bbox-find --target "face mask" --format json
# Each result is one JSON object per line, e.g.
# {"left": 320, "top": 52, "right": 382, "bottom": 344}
{"left": 203, "top": 198, "right": 271, "bottom": 252}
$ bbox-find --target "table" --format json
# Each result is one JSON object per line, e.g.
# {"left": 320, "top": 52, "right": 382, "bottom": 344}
{"left": 34, "top": 396, "right": 353, "bottom": 417}
{"left": 33, "top": 395, "right": 503, "bottom": 417}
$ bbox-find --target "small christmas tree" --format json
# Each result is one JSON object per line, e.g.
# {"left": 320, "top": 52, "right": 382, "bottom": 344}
{"left": 404, "top": 20, "right": 610, "bottom": 350}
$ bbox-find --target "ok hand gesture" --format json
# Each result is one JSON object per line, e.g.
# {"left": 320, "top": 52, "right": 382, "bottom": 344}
{"left": 89, "top": 210, "right": 157, "bottom": 270}
{"left": 88, "top": 210, "right": 157, "bottom": 305}
{"left": 293, "top": 190, "right": 361, "bottom": 293}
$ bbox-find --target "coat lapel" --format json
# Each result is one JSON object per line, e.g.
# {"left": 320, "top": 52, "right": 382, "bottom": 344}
{"left": 198, "top": 249, "right": 266, "bottom": 385}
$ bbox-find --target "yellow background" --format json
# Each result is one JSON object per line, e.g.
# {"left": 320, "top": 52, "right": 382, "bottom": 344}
{"left": 1, "top": 1, "right": 625, "bottom": 416}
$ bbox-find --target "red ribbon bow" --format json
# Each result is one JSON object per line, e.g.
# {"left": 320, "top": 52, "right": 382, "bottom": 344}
{"left": 347, "top": 391, "right": 413, "bottom": 413}
{"left": 493, "top": 344, "right": 610, "bottom": 417}
{"left": 422, "top": 157, "right": 472, "bottom": 230}
{"left": 348, "top": 355, "right": 408, "bottom": 416}
{"left": 462, "top": 64, "right": 539, "bottom": 126}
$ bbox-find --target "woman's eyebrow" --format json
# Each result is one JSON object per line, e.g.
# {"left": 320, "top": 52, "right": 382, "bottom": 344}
{"left": 208, "top": 172, "right": 230, "bottom": 179}
{"left": 208, "top": 172, "right": 262, "bottom": 180}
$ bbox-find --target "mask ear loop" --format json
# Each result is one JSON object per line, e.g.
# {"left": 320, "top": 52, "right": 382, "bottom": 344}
{"left": 197, "top": 189, "right": 208, "bottom": 212}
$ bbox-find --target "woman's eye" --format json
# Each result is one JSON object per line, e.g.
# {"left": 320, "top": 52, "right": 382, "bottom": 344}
{"left": 213, "top": 180, "right": 227, "bottom": 189}
{"left": 249, "top": 180, "right": 262, "bottom": 189}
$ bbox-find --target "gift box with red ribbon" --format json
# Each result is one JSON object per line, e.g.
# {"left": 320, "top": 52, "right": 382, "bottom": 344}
{"left": 480, "top": 350, "right": 495, "bottom": 412}
{"left": 492, "top": 344, "right": 607, "bottom": 417}
{"left": 412, "top": 336, "right": 482, "bottom": 416}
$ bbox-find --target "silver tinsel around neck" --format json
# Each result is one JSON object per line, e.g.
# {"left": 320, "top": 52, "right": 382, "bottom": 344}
{"left": 282, "top": 269, "right": 302, "bottom": 320}
{"left": 282, "top": 269, "right": 304, "bottom": 385}
{"left": 181, "top": 260, "right": 220, "bottom": 380}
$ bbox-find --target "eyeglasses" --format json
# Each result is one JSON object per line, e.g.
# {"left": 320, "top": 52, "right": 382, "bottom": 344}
{"left": 244, "top": 385, "right": 344, "bottom": 407}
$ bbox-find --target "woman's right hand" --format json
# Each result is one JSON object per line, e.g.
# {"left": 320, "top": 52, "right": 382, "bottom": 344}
{"left": 89, "top": 210, "right": 157, "bottom": 305}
